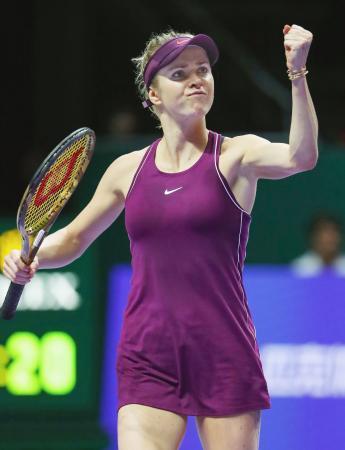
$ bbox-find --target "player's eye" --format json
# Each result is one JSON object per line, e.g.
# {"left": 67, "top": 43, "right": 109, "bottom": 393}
{"left": 198, "top": 66, "right": 209, "bottom": 75}
{"left": 171, "top": 70, "right": 185, "bottom": 79}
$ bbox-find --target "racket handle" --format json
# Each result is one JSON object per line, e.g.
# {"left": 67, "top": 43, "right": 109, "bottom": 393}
{"left": 1, "top": 282, "right": 25, "bottom": 320}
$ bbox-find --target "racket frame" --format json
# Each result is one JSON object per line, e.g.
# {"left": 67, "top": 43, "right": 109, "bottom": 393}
{"left": 1, "top": 127, "right": 95, "bottom": 320}
{"left": 17, "top": 127, "right": 95, "bottom": 265}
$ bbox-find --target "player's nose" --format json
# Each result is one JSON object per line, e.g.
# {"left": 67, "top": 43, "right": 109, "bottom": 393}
{"left": 188, "top": 73, "right": 203, "bottom": 88}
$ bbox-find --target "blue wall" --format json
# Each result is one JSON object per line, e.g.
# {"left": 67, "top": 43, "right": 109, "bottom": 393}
{"left": 101, "top": 264, "right": 345, "bottom": 450}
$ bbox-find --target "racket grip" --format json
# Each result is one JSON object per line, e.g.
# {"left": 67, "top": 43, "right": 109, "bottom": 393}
{"left": 1, "top": 282, "right": 25, "bottom": 320}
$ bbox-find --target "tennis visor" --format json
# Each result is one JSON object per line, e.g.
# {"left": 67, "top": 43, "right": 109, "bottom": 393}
{"left": 142, "top": 34, "right": 219, "bottom": 108}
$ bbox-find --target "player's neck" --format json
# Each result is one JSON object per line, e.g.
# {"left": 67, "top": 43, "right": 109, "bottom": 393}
{"left": 160, "top": 117, "right": 208, "bottom": 157}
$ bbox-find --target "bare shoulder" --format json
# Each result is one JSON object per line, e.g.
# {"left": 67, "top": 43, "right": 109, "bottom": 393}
{"left": 220, "top": 133, "right": 272, "bottom": 177}
{"left": 102, "top": 146, "right": 149, "bottom": 199}
{"left": 108, "top": 147, "right": 148, "bottom": 172}
{"left": 217, "top": 134, "right": 270, "bottom": 215}
{"left": 221, "top": 134, "right": 269, "bottom": 155}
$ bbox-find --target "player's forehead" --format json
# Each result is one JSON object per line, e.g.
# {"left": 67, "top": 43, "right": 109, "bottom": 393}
{"left": 162, "top": 46, "right": 210, "bottom": 71}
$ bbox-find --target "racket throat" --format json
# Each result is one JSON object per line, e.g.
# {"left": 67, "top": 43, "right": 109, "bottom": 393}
{"left": 21, "top": 230, "right": 45, "bottom": 264}
{"left": 33, "top": 229, "right": 46, "bottom": 249}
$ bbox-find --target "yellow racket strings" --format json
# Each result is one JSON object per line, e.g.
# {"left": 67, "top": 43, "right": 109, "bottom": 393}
{"left": 24, "top": 134, "right": 91, "bottom": 234}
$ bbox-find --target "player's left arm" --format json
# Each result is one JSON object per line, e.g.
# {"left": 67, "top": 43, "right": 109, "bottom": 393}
{"left": 240, "top": 24, "right": 318, "bottom": 180}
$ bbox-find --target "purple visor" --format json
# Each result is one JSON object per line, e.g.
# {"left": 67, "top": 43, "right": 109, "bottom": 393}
{"left": 142, "top": 34, "right": 219, "bottom": 107}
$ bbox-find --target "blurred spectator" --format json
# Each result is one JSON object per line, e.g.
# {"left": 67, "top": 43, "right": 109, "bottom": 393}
{"left": 107, "top": 108, "right": 139, "bottom": 138}
{"left": 291, "top": 212, "right": 345, "bottom": 276}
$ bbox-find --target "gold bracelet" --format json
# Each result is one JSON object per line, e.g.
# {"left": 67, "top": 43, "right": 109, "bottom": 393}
{"left": 287, "top": 67, "right": 309, "bottom": 80}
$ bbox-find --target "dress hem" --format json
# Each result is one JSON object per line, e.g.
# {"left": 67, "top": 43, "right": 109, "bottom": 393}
{"left": 117, "top": 399, "right": 271, "bottom": 417}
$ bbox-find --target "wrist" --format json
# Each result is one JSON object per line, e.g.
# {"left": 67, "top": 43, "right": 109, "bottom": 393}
{"left": 287, "top": 66, "right": 308, "bottom": 80}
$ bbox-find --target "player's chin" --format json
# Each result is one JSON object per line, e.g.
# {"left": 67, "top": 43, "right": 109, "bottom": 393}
{"left": 192, "top": 95, "right": 213, "bottom": 111}
{"left": 189, "top": 102, "right": 212, "bottom": 118}
{"left": 175, "top": 98, "right": 213, "bottom": 119}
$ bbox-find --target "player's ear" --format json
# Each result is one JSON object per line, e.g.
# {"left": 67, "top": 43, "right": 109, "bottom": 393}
{"left": 148, "top": 84, "right": 162, "bottom": 107}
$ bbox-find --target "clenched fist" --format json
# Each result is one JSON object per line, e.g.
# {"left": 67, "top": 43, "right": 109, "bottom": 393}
{"left": 2, "top": 250, "right": 39, "bottom": 285}
{"left": 283, "top": 24, "right": 313, "bottom": 72}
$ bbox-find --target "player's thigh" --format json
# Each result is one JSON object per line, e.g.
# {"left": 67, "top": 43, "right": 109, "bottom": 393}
{"left": 195, "top": 409, "right": 261, "bottom": 450}
{"left": 117, "top": 403, "right": 188, "bottom": 450}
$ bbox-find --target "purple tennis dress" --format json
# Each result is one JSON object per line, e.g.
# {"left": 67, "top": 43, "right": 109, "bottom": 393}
{"left": 116, "top": 130, "right": 270, "bottom": 416}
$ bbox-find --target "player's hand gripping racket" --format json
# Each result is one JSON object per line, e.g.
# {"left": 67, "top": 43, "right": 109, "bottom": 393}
{"left": 0, "top": 127, "right": 95, "bottom": 320}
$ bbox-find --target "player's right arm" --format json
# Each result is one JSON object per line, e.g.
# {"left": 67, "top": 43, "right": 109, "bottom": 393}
{"left": 3, "top": 152, "right": 137, "bottom": 282}
{"left": 37, "top": 154, "right": 127, "bottom": 268}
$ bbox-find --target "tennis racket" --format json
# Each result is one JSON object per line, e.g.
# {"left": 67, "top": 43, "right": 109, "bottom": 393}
{"left": 1, "top": 127, "right": 96, "bottom": 320}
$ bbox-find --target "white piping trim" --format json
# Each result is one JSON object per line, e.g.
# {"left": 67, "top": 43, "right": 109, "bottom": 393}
{"left": 236, "top": 213, "right": 248, "bottom": 315}
{"left": 213, "top": 133, "right": 250, "bottom": 216}
{"left": 235, "top": 214, "right": 257, "bottom": 341}
{"left": 211, "top": 131, "right": 256, "bottom": 342}
{"left": 126, "top": 146, "right": 153, "bottom": 200}
{"left": 237, "top": 211, "right": 243, "bottom": 272}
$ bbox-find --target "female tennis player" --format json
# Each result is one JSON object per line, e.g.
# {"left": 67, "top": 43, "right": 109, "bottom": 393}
{"left": 3, "top": 23, "right": 317, "bottom": 450}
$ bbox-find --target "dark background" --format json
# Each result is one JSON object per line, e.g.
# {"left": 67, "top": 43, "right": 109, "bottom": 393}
{"left": 2, "top": 0, "right": 344, "bottom": 213}
{"left": 0, "top": 4, "right": 344, "bottom": 448}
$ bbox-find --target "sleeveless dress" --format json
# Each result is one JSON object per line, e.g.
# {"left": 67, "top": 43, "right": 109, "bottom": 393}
{"left": 116, "top": 130, "right": 270, "bottom": 416}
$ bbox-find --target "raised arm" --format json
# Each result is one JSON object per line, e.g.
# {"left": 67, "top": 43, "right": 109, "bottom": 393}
{"left": 239, "top": 24, "right": 318, "bottom": 180}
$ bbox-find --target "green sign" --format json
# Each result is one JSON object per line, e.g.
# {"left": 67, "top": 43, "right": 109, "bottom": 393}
{"left": 0, "top": 219, "right": 103, "bottom": 420}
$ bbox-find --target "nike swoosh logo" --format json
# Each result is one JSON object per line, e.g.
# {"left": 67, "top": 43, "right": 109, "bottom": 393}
{"left": 164, "top": 187, "right": 183, "bottom": 195}
{"left": 176, "top": 39, "right": 189, "bottom": 45}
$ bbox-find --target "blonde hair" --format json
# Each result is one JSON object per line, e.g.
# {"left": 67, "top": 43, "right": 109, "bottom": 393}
{"left": 131, "top": 28, "right": 194, "bottom": 121}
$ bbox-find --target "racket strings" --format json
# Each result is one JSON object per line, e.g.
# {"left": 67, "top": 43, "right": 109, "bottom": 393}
{"left": 24, "top": 135, "right": 91, "bottom": 234}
